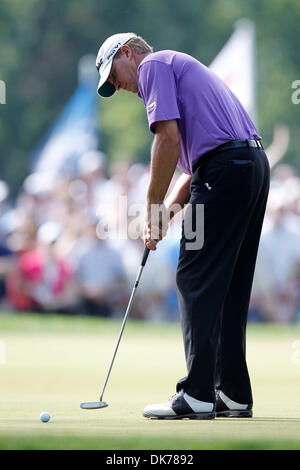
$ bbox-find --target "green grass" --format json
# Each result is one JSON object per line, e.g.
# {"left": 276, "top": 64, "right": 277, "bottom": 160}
{"left": 0, "top": 313, "right": 300, "bottom": 450}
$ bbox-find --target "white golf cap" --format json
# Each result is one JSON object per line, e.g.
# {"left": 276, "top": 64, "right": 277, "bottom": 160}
{"left": 96, "top": 32, "right": 137, "bottom": 97}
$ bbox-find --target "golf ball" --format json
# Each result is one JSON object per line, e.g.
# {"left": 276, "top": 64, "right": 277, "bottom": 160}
{"left": 40, "top": 411, "right": 50, "bottom": 423}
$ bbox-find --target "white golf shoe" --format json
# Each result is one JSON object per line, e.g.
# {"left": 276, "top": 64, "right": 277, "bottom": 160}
{"left": 143, "top": 390, "right": 215, "bottom": 420}
{"left": 215, "top": 390, "right": 253, "bottom": 417}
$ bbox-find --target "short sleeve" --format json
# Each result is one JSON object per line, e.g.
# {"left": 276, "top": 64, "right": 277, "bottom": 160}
{"left": 138, "top": 60, "right": 180, "bottom": 133}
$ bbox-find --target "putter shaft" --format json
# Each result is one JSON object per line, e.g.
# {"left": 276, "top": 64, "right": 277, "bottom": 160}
{"left": 99, "top": 247, "right": 150, "bottom": 402}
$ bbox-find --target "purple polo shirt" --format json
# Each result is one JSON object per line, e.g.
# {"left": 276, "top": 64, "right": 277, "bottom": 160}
{"left": 137, "top": 50, "right": 261, "bottom": 175}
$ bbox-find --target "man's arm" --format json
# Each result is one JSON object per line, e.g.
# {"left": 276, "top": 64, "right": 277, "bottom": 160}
{"left": 146, "top": 119, "right": 181, "bottom": 204}
{"left": 145, "top": 119, "right": 183, "bottom": 250}
{"left": 164, "top": 172, "right": 192, "bottom": 219}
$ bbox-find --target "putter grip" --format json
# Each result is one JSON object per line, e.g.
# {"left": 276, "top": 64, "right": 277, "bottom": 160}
{"left": 141, "top": 247, "right": 150, "bottom": 266}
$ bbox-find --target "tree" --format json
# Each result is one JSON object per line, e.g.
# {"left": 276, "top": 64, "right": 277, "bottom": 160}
{"left": 0, "top": 0, "right": 299, "bottom": 194}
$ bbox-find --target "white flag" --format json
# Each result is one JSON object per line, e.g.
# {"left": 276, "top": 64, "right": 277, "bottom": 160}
{"left": 209, "top": 19, "right": 256, "bottom": 121}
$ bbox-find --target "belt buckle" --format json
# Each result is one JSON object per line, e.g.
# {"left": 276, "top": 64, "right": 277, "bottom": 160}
{"left": 247, "top": 139, "right": 256, "bottom": 149}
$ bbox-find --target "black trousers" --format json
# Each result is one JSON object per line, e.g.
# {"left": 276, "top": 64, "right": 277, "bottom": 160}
{"left": 175, "top": 146, "right": 270, "bottom": 404}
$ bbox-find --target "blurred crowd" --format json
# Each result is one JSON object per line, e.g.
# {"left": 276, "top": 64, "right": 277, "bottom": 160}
{"left": 0, "top": 151, "right": 299, "bottom": 323}
{"left": 249, "top": 163, "right": 300, "bottom": 323}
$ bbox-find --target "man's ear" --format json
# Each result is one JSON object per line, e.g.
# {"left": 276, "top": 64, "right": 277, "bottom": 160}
{"left": 121, "top": 44, "right": 132, "bottom": 58}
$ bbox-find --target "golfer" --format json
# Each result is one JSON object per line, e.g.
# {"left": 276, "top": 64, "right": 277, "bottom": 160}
{"left": 95, "top": 33, "right": 270, "bottom": 419}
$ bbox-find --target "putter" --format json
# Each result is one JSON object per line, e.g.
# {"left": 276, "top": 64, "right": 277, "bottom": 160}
{"left": 80, "top": 246, "right": 150, "bottom": 410}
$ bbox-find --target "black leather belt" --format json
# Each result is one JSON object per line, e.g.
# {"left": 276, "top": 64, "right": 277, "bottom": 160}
{"left": 213, "top": 139, "right": 264, "bottom": 153}
{"left": 193, "top": 139, "right": 264, "bottom": 173}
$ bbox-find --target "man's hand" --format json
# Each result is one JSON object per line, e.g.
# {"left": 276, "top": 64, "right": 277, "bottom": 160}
{"left": 143, "top": 202, "right": 169, "bottom": 250}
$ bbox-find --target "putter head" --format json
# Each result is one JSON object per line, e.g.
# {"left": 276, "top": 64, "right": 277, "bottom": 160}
{"left": 80, "top": 401, "right": 108, "bottom": 409}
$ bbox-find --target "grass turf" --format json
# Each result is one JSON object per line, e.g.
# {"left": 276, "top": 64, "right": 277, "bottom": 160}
{"left": 0, "top": 313, "right": 300, "bottom": 450}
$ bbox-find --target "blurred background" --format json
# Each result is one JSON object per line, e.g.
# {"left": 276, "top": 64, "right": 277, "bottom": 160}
{"left": 0, "top": 0, "right": 299, "bottom": 323}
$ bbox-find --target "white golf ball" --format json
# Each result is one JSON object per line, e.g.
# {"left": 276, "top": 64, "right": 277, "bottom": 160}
{"left": 40, "top": 411, "right": 51, "bottom": 423}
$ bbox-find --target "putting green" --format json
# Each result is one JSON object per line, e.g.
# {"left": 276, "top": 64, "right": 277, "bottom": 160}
{"left": 0, "top": 313, "right": 299, "bottom": 450}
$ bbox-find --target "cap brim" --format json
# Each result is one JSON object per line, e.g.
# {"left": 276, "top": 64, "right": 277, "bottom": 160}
{"left": 97, "top": 61, "right": 116, "bottom": 97}
{"left": 97, "top": 80, "right": 116, "bottom": 97}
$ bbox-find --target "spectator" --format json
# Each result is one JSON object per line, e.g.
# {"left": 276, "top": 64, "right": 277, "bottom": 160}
{"left": 74, "top": 213, "right": 128, "bottom": 317}
{"left": 32, "top": 222, "right": 79, "bottom": 314}
{"left": 5, "top": 220, "right": 41, "bottom": 312}
{"left": 118, "top": 233, "right": 175, "bottom": 321}
{"left": 251, "top": 184, "right": 300, "bottom": 322}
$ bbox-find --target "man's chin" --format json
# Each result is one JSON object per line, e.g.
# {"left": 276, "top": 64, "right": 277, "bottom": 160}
{"left": 122, "top": 85, "right": 138, "bottom": 93}
{"left": 128, "top": 87, "right": 138, "bottom": 94}
{"left": 128, "top": 84, "right": 139, "bottom": 93}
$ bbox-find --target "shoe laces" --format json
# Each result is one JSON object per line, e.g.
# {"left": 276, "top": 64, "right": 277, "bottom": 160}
{"left": 167, "top": 392, "right": 182, "bottom": 404}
